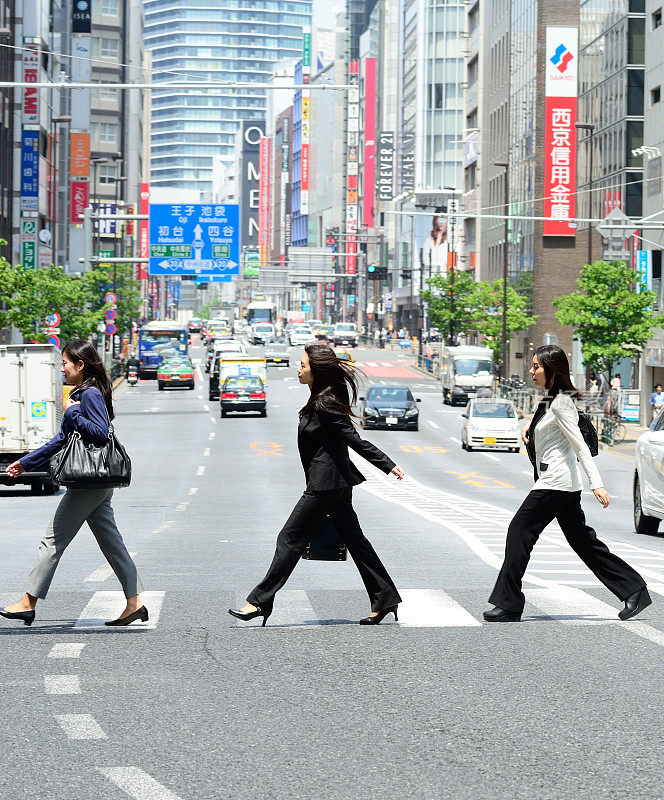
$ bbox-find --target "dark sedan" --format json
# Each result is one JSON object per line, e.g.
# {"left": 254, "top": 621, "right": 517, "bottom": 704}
{"left": 359, "top": 385, "right": 421, "bottom": 430}
{"left": 264, "top": 336, "right": 290, "bottom": 366}
{"left": 220, "top": 376, "right": 267, "bottom": 417}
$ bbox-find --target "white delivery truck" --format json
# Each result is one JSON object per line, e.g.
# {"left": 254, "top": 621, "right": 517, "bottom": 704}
{"left": 209, "top": 354, "right": 267, "bottom": 401}
{"left": 441, "top": 345, "right": 494, "bottom": 406}
{"left": 0, "top": 344, "right": 63, "bottom": 494}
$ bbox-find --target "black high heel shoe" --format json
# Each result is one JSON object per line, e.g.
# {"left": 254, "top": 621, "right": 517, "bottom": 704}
{"left": 0, "top": 608, "right": 35, "bottom": 627}
{"left": 483, "top": 606, "right": 522, "bottom": 622}
{"left": 619, "top": 587, "right": 652, "bottom": 621}
{"left": 359, "top": 605, "right": 399, "bottom": 625}
{"left": 228, "top": 606, "right": 272, "bottom": 627}
{"left": 104, "top": 606, "right": 149, "bottom": 627}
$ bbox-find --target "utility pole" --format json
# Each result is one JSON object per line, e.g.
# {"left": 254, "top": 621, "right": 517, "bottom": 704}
{"left": 494, "top": 161, "right": 509, "bottom": 379}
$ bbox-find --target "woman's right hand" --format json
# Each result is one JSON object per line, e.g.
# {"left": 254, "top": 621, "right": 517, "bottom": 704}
{"left": 521, "top": 427, "right": 530, "bottom": 445}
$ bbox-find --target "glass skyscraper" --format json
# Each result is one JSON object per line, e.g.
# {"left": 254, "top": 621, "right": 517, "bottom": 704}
{"left": 144, "top": 0, "right": 312, "bottom": 192}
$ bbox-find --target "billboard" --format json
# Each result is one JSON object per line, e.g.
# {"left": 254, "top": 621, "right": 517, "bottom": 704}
{"left": 258, "top": 137, "right": 272, "bottom": 268}
{"left": 362, "top": 58, "right": 376, "bottom": 227}
{"left": 22, "top": 45, "right": 40, "bottom": 124}
{"left": 70, "top": 133, "right": 90, "bottom": 177}
{"left": 543, "top": 27, "right": 578, "bottom": 237}
{"left": 345, "top": 61, "right": 360, "bottom": 275}
{"left": 21, "top": 131, "right": 39, "bottom": 212}
{"left": 240, "top": 120, "right": 265, "bottom": 250}
{"left": 377, "top": 131, "right": 394, "bottom": 202}
{"left": 70, "top": 181, "right": 89, "bottom": 223}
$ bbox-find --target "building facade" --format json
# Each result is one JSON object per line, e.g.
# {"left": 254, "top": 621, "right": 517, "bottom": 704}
{"left": 144, "top": 0, "right": 312, "bottom": 194}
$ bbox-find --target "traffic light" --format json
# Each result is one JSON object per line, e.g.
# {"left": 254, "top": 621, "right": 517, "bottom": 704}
{"left": 401, "top": 269, "right": 412, "bottom": 280}
{"left": 377, "top": 266, "right": 388, "bottom": 280}
{"left": 367, "top": 264, "right": 377, "bottom": 281}
{"left": 196, "top": 281, "right": 208, "bottom": 290}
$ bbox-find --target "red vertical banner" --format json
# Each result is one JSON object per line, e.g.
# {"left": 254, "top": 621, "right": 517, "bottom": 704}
{"left": 258, "top": 137, "right": 272, "bottom": 268}
{"left": 543, "top": 27, "right": 578, "bottom": 237}
{"left": 362, "top": 57, "right": 376, "bottom": 228}
{"left": 69, "top": 181, "right": 89, "bottom": 223}
{"left": 345, "top": 61, "right": 360, "bottom": 275}
{"left": 139, "top": 182, "right": 150, "bottom": 280}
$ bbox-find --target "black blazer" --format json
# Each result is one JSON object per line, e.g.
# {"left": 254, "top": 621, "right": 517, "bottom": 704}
{"left": 298, "top": 408, "right": 396, "bottom": 490}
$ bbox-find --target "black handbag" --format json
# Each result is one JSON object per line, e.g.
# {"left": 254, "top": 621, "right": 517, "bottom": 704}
{"left": 302, "top": 516, "right": 347, "bottom": 561}
{"left": 49, "top": 423, "right": 132, "bottom": 488}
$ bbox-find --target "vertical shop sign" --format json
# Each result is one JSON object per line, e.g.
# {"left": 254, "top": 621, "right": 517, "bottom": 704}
{"left": 362, "top": 58, "right": 377, "bottom": 227}
{"left": 345, "top": 61, "right": 360, "bottom": 274}
{"left": 543, "top": 27, "right": 578, "bottom": 236}
{"left": 70, "top": 133, "right": 90, "bottom": 177}
{"left": 69, "top": 181, "right": 89, "bottom": 223}
{"left": 22, "top": 45, "right": 40, "bottom": 124}
{"left": 258, "top": 137, "right": 272, "bottom": 267}
{"left": 21, "top": 131, "right": 40, "bottom": 211}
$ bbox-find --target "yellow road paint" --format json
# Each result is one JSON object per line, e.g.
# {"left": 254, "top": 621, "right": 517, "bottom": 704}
{"left": 250, "top": 441, "right": 284, "bottom": 456}
{"left": 444, "top": 469, "right": 514, "bottom": 489}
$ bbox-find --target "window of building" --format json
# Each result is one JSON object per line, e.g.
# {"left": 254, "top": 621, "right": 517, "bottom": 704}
{"left": 628, "top": 18, "right": 645, "bottom": 64}
{"left": 652, "top": 85, "right": 661, "bottom": 106}
{"left": 654, "top": 8, "right": 662, "bottom": 28}
{"left": 92, "top": 121, "right": 118, "bottom": 144}
{"left": 98, "top": 164, "right": 117, "bottom": 185}
{"left": 101, "top": 37, "right": 118, "bottom": 60}
{"left": 467, "top": 56, "right": 478, "bottom": 88}
{"left": 627, "top": 69, "right": 644, "bottom": 115}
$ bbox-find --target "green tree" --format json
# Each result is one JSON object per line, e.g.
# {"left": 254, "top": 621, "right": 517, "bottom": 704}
{"left": 0, "top": 256, "right": 108, "bottom": 342}
{"left": 553, "top": 260, "right": 660, "bottom": 381}
{"left": 473, "top": 279, "right": 539, "bottom": 361}
{"left": 83, "top": 263, "right": 141, "bottom": 338}
{"left": 422, "top": 271, "right": 481, "bottom": 341}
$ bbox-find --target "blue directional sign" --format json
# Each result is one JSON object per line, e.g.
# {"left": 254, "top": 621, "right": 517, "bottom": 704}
{"left": 21, "top": 131, "right": 39, "bottom": 211}
{"left": 149, "top": 203, "right": 240, "bottom": 276}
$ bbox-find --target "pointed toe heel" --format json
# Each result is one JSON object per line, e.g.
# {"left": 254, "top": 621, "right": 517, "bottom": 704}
{"left": 0, "top": 608, "right": 36, "bottom": 626}
{"left": 228, "top": 606, "right": 272, "bottom": 626}
{"left": 104, "top": 606, "right": 149, "bottom": 627}
{"left": 359, "top": 605, "right": 399, "bottom": 625}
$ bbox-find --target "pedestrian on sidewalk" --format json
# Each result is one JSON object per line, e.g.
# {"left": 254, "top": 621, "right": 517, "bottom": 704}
{"left": 484, "top": 344, "right": 650, "bottom": 623}
{"left": 1, "top": 339, "right": 147, "bottom": 628}
{"left": 649, "top": 383, "right": 664, "bottom": 424}
{"left": 229, "top": 343, "right": 404, "bottom": 626}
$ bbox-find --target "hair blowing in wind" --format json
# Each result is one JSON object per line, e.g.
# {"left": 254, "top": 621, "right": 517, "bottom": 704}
{"left": 62, "top": 339, "right": 115, "bottom": 420}
{"left": 300, "top": 343, "right": 364, "bottom": 418}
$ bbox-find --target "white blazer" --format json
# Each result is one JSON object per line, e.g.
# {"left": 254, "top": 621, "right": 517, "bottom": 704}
{"left": 532, "top": 393, "right": 603, "bottom": 492}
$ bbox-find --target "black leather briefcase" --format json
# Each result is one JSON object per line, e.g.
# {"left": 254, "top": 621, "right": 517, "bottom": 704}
{"left": 302, "top": 516, "right": 347, "bottom": 561}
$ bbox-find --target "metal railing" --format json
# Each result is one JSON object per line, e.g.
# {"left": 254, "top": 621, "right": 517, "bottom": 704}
{"left": 497, "top": 379, "right": 537, "bottom": 413}
{"left": 416, "top": 354, "right": 441, "bottom": 378}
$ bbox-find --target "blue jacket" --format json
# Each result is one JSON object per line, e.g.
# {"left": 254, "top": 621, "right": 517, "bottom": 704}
{"left": 20, "top": 386, "right": 110, "bottom": 472}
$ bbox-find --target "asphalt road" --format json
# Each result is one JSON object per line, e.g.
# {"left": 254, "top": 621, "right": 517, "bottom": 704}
{"left": 1, "top": 337, "right": 664, "bottom": 800}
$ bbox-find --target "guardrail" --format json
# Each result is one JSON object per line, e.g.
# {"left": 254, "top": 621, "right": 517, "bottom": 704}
{"left": 497, "top": 380, "right": 537, "bottom": 413}
{"left": 416, "top": 354, "right": 441, "bottom": 378}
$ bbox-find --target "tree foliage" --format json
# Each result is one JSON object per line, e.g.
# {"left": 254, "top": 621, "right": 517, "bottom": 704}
{"left": 553, "top": 260, "right": 660, "bottom": 380}
{"left": 422, "top": 272, "right": 537, "bottom": 356}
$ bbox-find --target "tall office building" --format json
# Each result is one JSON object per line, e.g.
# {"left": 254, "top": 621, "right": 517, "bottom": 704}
{"left": 144, "top": 0, "right": 312, "bottom": 194}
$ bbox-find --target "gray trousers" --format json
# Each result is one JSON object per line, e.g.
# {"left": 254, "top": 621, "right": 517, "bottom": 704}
{"left": 25, "top": 487, "right": 143, "bottom": 600}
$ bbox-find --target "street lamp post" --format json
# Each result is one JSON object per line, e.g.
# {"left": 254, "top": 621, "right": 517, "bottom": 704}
{"left": 576, "top": 122, "right": 595, "bottom": 266}
{"left": 493, "top": 162, "right": 509, "bottom": 380}
{"left": 91, "top": 157, "right": 109, "bottom": 265}
{"left": 50, "top": 115, "right": 72, "bottom": 266}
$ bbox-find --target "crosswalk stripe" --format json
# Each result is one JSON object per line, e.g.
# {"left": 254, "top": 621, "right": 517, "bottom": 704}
{"left": 99, "top": 767, "right": 183, "bottom": 800}
{"left": 232, "top": 590, "right": 319, "bottom": 628}
{"left": 398, "top": 589, "right": 482, "bottom": 627}
{"left": 45, "top": 675, "right": 81, "bottom": 694}
{"left": 56, "top": 714, "right": 107, "bottom": 740}
{"left": 526, "top": 587, "right": 620, "bottom": 624}
{"left": 74, "top": 591, "right": 165, "bottom": 630}
{"left": 48, "top": 643, "right": 86, "bottom": 659}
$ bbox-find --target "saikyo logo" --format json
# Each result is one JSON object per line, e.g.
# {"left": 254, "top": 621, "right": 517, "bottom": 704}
{"left": 550, "top": 43, "right": 574, "bottom": 73}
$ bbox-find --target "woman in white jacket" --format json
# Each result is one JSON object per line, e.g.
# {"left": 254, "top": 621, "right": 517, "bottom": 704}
{"left": 484, "top": 345, "right": 650, "bottom": 622}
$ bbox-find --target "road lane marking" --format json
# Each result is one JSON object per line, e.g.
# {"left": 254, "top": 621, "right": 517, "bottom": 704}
{"left": 84, "top": 553, "right": 137, "bottom": 583}
{"left": 482, "top": 454, "right": 501, "bottom": 462}
{"left": 209, "top": 416, "right": 216, "bottom": 424}
{"left": 450, "top": 436, "right": 462, "bottom": 444}
{"left": 74, "top": 591, "right": 165, "bottom": 630}
{"left": 209, "top": 432, "right": 216, "bottom": 440}
{"left": 45, "top": 675, "right": 81, "bottom": 694}
{"left": 56, "top": 714, "right": 107, "bottom": 740}
{"left": 250, "top": 441, "right": 284, "bottom": 456}
{"left": 203, "top": 447, "right": 210, "bottom": 456}
{"left": 48, "top": 643, "right": 86, "bottom": 659}
{"left": 196, "top": 466, "right": 206, "bottom": 476}
{"left": 154, "top": 521, "right": 174, "bottom": 534}
{"left": 203, "top": 404, "right": 210, "bottom": 411}
{"left": 175, "top": 502, "right": 188, "bottom": 511}
{"left": 242, "top": 589, "right": 319, "bottom": 627}
{"left": 444, "top": 469, "right": 514, "bottom": 489}
{"left": 99, "top": 767, "right": 184, "bottom": 800}
{"left": 197, "top": 394, "right": 203, "bottom": 399}
{"left": 427, "top": 420, "right": 439, "bottom": 429}
{"left": 398, "top": 589, "right": 481, "bottom": 628}
{"left": 188, "top": 487, "right": 198, "bottom": 495}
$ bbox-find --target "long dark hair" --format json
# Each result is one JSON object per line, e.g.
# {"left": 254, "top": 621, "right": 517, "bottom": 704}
{"left": 62, "top": 339, "right": 115, "bottom": 420}
{"left": 534, "top": 344, "right": 581, "bottom": 401}
{"left": 299, "top": 343, "right": 364, "bottom": 418}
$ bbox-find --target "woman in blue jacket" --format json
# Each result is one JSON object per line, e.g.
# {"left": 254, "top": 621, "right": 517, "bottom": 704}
{"left": 1, "top": 339, "right": 146, "bottom": 627}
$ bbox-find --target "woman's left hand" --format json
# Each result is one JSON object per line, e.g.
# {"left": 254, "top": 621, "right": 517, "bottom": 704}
{"left": 64, "top": 399, "right": 80, "bottom": 411}
{"left": 390, "top": 466, "right": 405, "bottom": 481}
{"left": 593, "top": 487, "right": 610, "bottom": 508}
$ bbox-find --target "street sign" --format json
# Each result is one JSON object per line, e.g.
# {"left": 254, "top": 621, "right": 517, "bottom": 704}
{"left": 385, "top": 294, "right": 393, "bottom": 311}
{"left": 47, "top": 335, "right": 60, "bottom": 348}
{"left": 104, "top": 292, "right": 117, "bottom": 304}
{"left": 105, "top": 308, "right": 117, "bottom": 320}
{"left": 43, "top": 327, "right": 60, "bottom": 334}
{"left": 45, "top": 313, "right": 61, "bottom": 327}
{"left": 149, "top": 203, "right": 240, "bottom": 276}
{"left": 597, "top": 208, "right": 633, "bottom": 262}
{"left": 105, "top": 323, "right": 117, "bottom": 335}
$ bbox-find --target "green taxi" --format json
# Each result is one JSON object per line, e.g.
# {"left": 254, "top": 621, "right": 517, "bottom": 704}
{"left": 157, "top": 356, "right": 195, "bottom": 390}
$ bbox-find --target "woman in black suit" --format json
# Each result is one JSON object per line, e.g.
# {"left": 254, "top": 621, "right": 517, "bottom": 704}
{"left": 229, "top": 344, "right": 404, "bottom": 626}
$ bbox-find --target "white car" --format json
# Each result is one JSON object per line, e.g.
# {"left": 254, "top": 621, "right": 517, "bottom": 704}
{"left": 333, "top": 323, "right": 359, "bottom": 347}
{"left": 252, "top": 323, "right": 275, "bottom": 344}
{"left": 289, "top": 325, "right": 316, "bottom": 347}
{"left": 633, "top": 413, "right": 664, "bottom": 534}
{"left": 460, "top": 398, "right": 523, "bottom": 452}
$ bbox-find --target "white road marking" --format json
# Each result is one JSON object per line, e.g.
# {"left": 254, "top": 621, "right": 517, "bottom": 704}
{"left": 210, "top": 417, "right": 216, "bottom": 424}
{"left": 188, "top": 487, "right": 198, "bottom": 495}
{"left": 175, "top": 501, "right": 188, "bottom": 511}
{"left": 398, "top": 589, "right": 481, "bottom": 628}
{"left": 74, "top": 591, "right": 165, "bottom": 630}
{"left": 233, "top": 590, "right": 319, "bottom": 628}
{"left": 525, "top": 587, "right": 621, "bottom": 625}
{"left": 56, "top": 714, "right": 107, "bottom": 740}
{"left": 99, "top": 767, "right": 184, "bottom": 800}
{"left": 482, "top": 453, "right": 501, "bottom": 462}
{"left": 196, "top": 466, "right": 206, "bottom": 476}
{"left": 48, "top": 643, "right": 86, "bottom": 659}
{"left": 522, "top": 470, "right": 533, "bottom": 476}
{"left": 154, "top": 521, "right": 174, "bottom": 534}
{"left": 450, "top": 437, "right": 462, "bottom": 445}
{"left": 45, "top": 675, "right": 81, "bottom": 694}
{"left": 209, "top": 432, "right": 216, "bottom": 440}
{"left": 84, "top": 553, "right": 137, "bottom": 582}
{"left": 197, "top": 394, "right": 203, "bottom": 399}
{"left": 203, "top": 404, "right": 210, "bottom": 411}
{"left": 203, "top": 447, "right": 210, "bottom": 456}
{"left": 427, "top": 420, "right": 439, "bottom": 429}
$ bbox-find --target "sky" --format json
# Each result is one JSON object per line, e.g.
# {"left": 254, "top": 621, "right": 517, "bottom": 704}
{"left": 312, "top": 0, "right": 339, "bottom": 28}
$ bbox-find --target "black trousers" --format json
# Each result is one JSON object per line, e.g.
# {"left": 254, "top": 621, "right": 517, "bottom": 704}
{"left": 489, "top": 490, "right": 646, "bottom": 614}
{"left": 247, "top": 487, "right": 401, "bottom": 612}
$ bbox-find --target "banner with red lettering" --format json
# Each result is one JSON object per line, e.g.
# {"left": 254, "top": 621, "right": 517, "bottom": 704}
{"left": 138, "top": 182, "right": 150, "bottom": 280}
{"left": 543, "top": 27, "right": 578, "bottom": 237}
